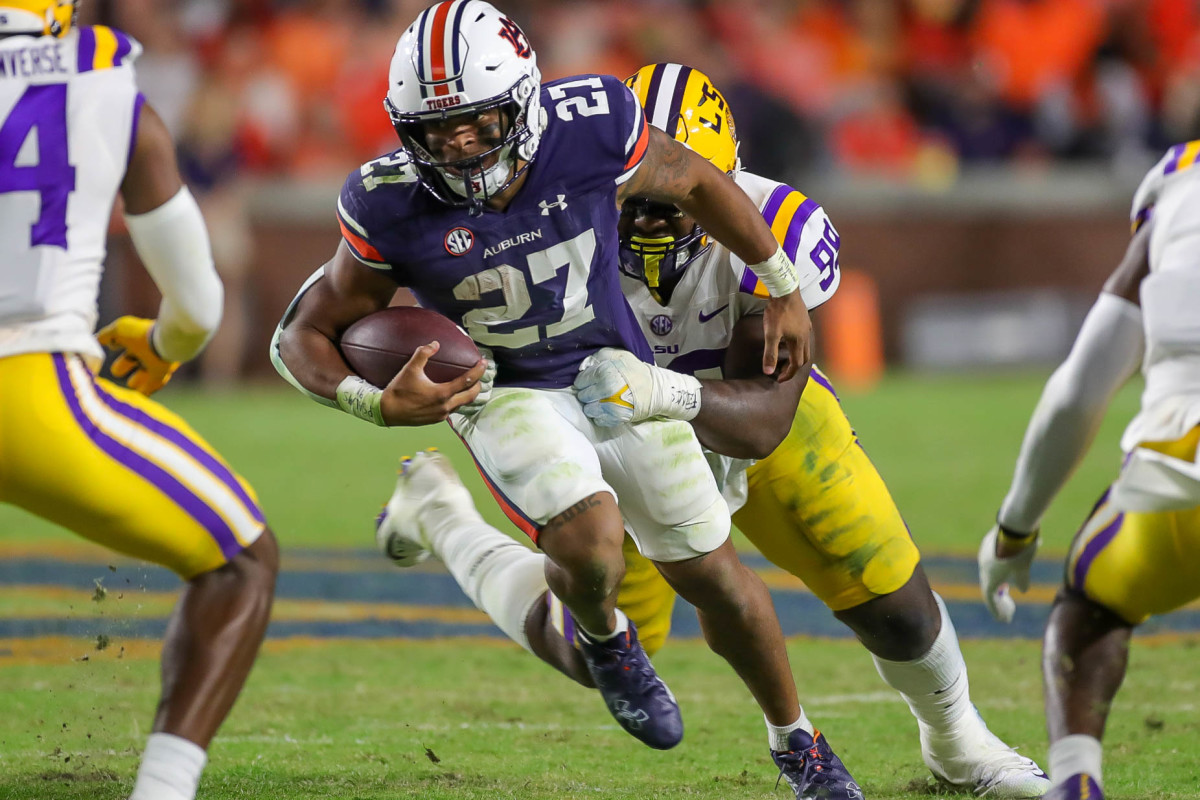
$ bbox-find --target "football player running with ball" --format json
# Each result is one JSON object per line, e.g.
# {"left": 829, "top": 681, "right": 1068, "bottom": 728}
{"left": 272, "top": 3, "right": 846, "bottom": 792}
{"left": 981, "top": 141, "right": 1200, "bottom": 800}
{"left": 0, "top": 5, "right": 278, "bottom": 800}
{"left": 377, "top": 65, "right": 1051, "bottom": 798}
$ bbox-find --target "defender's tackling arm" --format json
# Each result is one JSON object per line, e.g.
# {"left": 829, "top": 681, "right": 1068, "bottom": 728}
{"left": 618, "top": 126, "right": 814, "bottom": 380}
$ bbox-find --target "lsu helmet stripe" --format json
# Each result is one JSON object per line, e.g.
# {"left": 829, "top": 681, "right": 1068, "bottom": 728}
{"left": 640, "top": 64, "right": 666, "bottom": 128}
{"left": 661, "top": 66, "right": 693, "bottom": 138}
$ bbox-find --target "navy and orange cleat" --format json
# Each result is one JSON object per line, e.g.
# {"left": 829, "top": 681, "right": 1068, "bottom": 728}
{"left": 577, "top": 621, "right": 683, "bottom": 750}
{"left": 1045, "top": 774, "right": 1103, "bottom": 800}
{"left": 772, "top": 729, "right": 864, "bottom": 799}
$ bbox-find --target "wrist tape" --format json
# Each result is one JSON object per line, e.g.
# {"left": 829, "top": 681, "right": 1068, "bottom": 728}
{"left": 336, "top": 376, "right": 385, "bottom": 426}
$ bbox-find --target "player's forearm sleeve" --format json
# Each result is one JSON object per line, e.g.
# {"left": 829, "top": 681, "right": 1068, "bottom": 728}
{"left": 997, "top": 292, "right": 1144, "bottom": 532}
{"left": 124, "top": 187, "right": 223, "bottom": 362}
{"left": 269, "top": 266, "right": 338, "bottom": 408}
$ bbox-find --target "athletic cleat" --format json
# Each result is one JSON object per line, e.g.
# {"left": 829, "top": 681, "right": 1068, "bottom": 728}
{"left": 923, "top": 714, "right": 1050, "bottom": 798}
{"left": 374, "top": 449, "right": 470, "bottom": 567}
{"left": 772, "top": 729, "right": 863, "bottom": 799}
{"left": 577, "top": 621, "right": 683, "bottom": 750}
{"left": 1043, "top": 774, "right": 1103, "bottom": 800}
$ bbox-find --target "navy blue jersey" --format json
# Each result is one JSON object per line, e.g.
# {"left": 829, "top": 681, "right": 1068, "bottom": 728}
{"left": 337, "top": 74, "right": 653, "bottom": 388}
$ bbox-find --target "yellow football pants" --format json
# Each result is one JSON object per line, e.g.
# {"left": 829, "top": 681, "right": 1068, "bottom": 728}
{"left": 0, "top": 353, "right": 265, "bottom": 578}
{"left": 1068, "top": 426, "right": 1200, "bottom": 625}
{"left": 553, "top": 368, "right": 920, "bottom": 656}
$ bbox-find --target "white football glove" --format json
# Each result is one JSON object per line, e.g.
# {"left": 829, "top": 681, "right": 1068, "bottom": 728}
{"left": 456, "top": 346, "right": 496, "bottom": 415}
{"left": 978, "top": 524, "right": 1040, "bottom": 624}
{"left": 573, "top": 348, "right": 702, "bottom": 427}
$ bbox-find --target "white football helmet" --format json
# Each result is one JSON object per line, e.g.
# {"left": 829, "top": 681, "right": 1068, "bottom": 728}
{"left": 384, "top": 0, "right": 545, "bottom": 211}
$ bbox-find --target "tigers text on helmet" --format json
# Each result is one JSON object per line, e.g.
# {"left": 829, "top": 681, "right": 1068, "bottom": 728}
{"left": 619, "top": 63, "right": 739, "bottom": 294}
{"left": 0, "top": 0, "right": 75, "bottom": 37}
{"left": 384, "top": 0, "right": 545, "bottom": 213}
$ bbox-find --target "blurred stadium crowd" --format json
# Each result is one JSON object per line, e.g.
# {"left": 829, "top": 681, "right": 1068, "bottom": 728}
{"left": 88, "top": 0, "right": 1200, "bottom": 184}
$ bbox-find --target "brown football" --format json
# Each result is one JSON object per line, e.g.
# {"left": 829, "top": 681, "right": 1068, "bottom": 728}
{"left": 339, "top": 306, "right": 480, "bottom": 387}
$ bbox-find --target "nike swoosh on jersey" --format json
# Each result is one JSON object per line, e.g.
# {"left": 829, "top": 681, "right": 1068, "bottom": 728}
{"left": 698, "top": 304, "right": 729, "bottom": 323}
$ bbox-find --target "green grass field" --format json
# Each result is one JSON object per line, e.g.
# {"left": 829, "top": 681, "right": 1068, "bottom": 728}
{"left": 3, "top": 371, "right": 1198, "bottom": 799}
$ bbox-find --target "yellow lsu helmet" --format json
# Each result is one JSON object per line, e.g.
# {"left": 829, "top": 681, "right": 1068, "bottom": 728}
{"left": 624, "top": 63, "right": 738, "bottom": 174}
{"left": 0, "top": 0, "right": 76, "bottom": 37}
{"left": 620, "top": 63, "right": 738, "bottom": 295}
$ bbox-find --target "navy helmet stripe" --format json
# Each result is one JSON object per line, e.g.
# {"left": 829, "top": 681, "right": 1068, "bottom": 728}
{"left": 449, "top": 0, "right": 469, "bottom": 78}
{"left": 414, "top": 5, "right": 432, "bottom": 98}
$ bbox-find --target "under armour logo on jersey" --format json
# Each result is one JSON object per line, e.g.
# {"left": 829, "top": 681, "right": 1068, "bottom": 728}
{"left": 540, "top": 195, "right": 568, "bottom": 215}
{"left": 444, "top": 227, "right": 474, "bottom": 256}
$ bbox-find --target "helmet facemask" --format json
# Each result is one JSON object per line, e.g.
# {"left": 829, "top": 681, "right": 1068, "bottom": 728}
{"left": 385, "top": 73, "right": 541, "bottom": 215}
{"left": 619, "top": 198, "right": 710, "bottom": 301}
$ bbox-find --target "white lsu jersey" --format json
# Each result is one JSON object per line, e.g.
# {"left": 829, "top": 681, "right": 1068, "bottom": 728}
{"left": 0, "top": 26, "right": 143, "bottom": 365}
{"left": 1112, "top": 142, "right": 1200, "bottom": 510}
{"left": 620, "top": 170, "right": 841, "bottom": 510}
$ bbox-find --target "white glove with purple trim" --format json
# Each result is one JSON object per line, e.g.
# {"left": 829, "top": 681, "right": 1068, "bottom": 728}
{"left": 573, "top": 348, "right": 702, "bottom": 427}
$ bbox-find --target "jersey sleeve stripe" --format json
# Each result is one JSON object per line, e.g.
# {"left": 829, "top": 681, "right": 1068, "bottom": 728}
{"left": 76, "top": 27, "right": 96, "bottom": 72}
{"left": 780, "top": 197, "right": 820, "bottom": 262}
{"left": 738, "top": 267, "right": 768, "bottom": 298}
{"left": 112, "top": 28, "right": 135, "bottom": 67}
{"left": 762, "top": 185, "right": 819, "bottom": 261}
{"left": 338, "top": 216, "right": 388, "bottom": 266}
{"left": 92, "top": 26, "right": 119, "bottom": 70}
{"left": 1166, "top": 140, "right": 1200, "bottom": 175}
{"left": 1131, "top": 206, "right": 1152, "bottom": 234}
{"left": 622, "top": 113, "right": 649, "bottom": 173}
{"left": 624, "top": 97, "right": 644, "bottom": 155}
{"left": 126, "top": 93, "right": 145, "bottom": 169}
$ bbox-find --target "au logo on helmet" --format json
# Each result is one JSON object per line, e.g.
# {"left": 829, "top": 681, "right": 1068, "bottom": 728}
{"left": 498, "top": 16, "right": 530, "bottom": 58}
{"left": 444, "top": 227, "right": 474, "bottom": 256}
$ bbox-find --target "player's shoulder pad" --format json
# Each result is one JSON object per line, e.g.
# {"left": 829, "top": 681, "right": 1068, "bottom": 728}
{"left": 543, "top": 74, "right": 648, "bottom": 185}
{"left": 337, "top": 152, "right": 418, "bottom": 269}
{"left": 731, "top": 171, "right": 841, "bottom": 309}
{"left": 75, "top": 25, "right": 141, "bottom": 74}
{"left": 1131, "top": 141, "right": 1200, "bottom": 234}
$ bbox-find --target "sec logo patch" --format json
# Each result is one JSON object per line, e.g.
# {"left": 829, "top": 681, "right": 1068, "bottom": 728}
{"left": 650, "top": 315, "right": 673, "bottom": 336}
{"left": 445, "top": 227, "right": 474, "bottom": 256}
